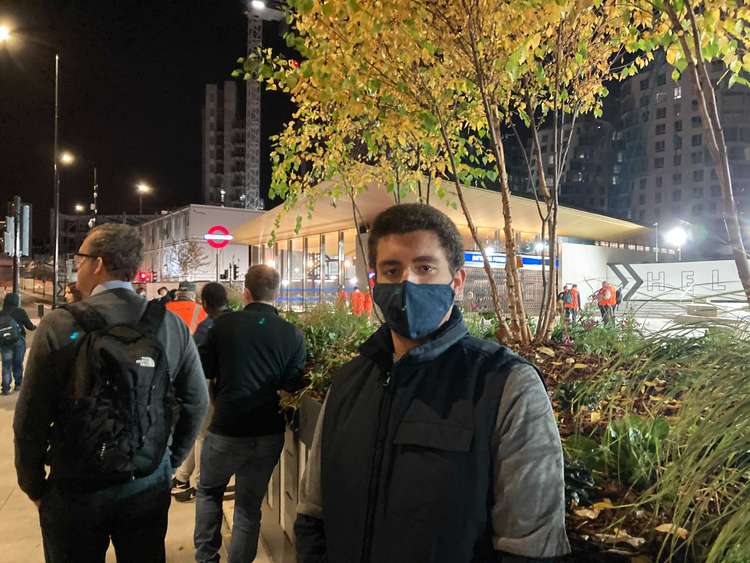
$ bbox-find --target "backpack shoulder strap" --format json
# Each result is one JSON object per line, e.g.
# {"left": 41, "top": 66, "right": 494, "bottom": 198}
{"left": 138, "top": 299, "right": 167, "bottom": 336}
{"left": 61, "top": 302, "right": 108, "bottom": 333}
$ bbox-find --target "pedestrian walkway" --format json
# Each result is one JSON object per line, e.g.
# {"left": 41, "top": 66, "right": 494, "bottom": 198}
{"left": 0, "top": 301, "right": 272, "bottom": 562}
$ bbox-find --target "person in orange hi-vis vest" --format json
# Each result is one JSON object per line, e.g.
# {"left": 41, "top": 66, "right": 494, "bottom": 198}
{"left": 562, "top": 285, "right": 578, "bottom": 325}
{"left": 350, "top": 286, "right": 365, "bottom": 316}
{"left": 166, "top": 281, "right": 207, "bottom": 334}
{"left": 595, "top": 281, "right": 616, "bottom": 325}
{"left": 571, "top": 284, "right": 581, "bottom": 322}
{"left": 362, "top": 290, "right": 373, "bottom": 318}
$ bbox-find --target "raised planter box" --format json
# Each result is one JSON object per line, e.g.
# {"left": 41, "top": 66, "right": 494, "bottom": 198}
{"left": 260, "top": 395, "right": 323, "bottom": 563}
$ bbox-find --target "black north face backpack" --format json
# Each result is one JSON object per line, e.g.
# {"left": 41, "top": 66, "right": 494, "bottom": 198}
{"left": 53, "top": 300, "right": 175, "bottom": 483}
{"left": 0, "top": 314, "right": 20, "bottom": 346}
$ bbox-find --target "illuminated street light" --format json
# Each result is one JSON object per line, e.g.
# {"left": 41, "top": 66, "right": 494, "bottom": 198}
{"left": 60, "top": 151, "right": 75, "bottom": 165}
{"left": 666, "top": 226, "right": 688, "bottom": 262}
{"left": 136, "top": 182, "right": 153, "bottom": 215}
{"left": 74, "top": 204, "right": 85, "bottom": 213}
{"left": 250, "top": 0, "right": 266, "bottom": 10}
{"left": 2, "top": 24, "right": 63, "bottom": 306}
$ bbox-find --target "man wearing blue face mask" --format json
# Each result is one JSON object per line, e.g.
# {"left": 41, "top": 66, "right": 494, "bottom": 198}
{"left": 294, "top": 203, "right": 570, "bottom": 563}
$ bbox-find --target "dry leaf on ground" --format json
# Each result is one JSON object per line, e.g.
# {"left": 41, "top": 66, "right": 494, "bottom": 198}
{"left": 595, "top": 528, "right": 646, "bottom": 548}
{"left": 538, "top": 346, "right": 555, "bottom": 357}
{"left": 574, "top": 507, "right": 601, "bottom": 520}
{"left": 592, "top": 498, "right": 615, "bottom": 510}
{"left": 655, "top": 523, "right": 689, "bottom": 539}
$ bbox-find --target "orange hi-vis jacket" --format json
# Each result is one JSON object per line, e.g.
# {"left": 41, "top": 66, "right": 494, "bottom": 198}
{"left": 571, "top": 287, "right": 581, "bottom": 309}
{"left": 166, "top": 298, "right": 207, "bottom": 334}
{"left": 597, "top": 284, "right": 617, "bottom": 306}
{"left": 351, "top": 289, "right": 365, "bottom": 316}
{"left": 563, "top": 289, "right": 578, "bottom": 309}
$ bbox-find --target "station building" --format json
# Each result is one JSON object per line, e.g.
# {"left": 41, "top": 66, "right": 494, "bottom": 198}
{"left": 228, "top": 180, "right": 661, "bottom": 310}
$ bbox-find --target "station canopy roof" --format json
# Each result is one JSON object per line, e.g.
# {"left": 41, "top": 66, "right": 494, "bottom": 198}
{"left": 232, "top": 179, "right": 649, "bottom": 246}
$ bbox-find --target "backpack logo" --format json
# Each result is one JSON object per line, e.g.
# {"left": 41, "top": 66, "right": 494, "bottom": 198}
{"left": 136, "top": 356, "right": 156, "bottom": 368}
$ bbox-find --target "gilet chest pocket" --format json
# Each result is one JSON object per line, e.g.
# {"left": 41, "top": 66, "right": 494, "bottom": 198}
{"left": 392, "top": 421, "right": 473, "bottom": 452}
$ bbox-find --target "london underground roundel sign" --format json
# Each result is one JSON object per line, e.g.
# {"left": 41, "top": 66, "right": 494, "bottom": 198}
{"left": 204, "top": 225, "right": 233, "bottom": 249}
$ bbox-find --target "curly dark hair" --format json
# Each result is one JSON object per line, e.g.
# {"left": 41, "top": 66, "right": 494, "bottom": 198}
{"left": 367, "top": 203, "right": 464, "bottom": 274}
{"left": 87, "top": 223, "right": 144, "bottom": 281}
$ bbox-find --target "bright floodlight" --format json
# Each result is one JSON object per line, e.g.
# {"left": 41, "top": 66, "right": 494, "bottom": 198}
{"left": 60, "top": 151, "right": 75, "bottom": 165}
{"left": 349, "top": 276, "right": 359, "bottom": 286}
{"left": 74, "top": 204, "right": 85, "bottom": 213}
{"left": 0, "top": 25, "right": 11, "bottom": 42}
{"left": 251, "top": 0, "right": 266, "bottom": 10}
{"left": 136, "top": 182, "right": 152, "bottom": 193}
{"left": 534, "top": 242, "right": 547, "bottom": 253}
{"left": 666, "top": 226, "right": 688, "bottom": 248}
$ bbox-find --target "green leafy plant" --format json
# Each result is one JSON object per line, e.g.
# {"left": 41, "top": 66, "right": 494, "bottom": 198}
{"left": 285, "top": 305, "right": 377, "bottom": 405}
{"left": 602, "top": 415, "right": 670, "bottom": 488}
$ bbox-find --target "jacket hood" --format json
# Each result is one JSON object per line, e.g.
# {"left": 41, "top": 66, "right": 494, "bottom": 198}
{"left": 3, "top": 292, "right": 20, "bottom": 310}
{"left": 359, "top": 306, "right": 468, "bottom": 369}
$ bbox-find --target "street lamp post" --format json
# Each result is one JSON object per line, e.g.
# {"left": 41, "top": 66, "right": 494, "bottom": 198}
{"left": 53, "top": 55, "right": 61, "bottom": 306}
{"left": 1, "top": 26, "right": 64, "bottom": 306}
{"left": 136, "top": 182, "right": 152, "bottom": 215}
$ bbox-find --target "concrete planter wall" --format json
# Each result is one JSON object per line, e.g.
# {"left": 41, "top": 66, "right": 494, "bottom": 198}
{"left": 261, "top": 395, "right": 322, "bottom": 563}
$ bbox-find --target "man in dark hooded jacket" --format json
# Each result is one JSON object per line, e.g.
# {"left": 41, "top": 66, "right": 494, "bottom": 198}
{"left": 294, "top": 204, "right": 570, "bottom": 563}
{"left": 0, "top": 292, "right": 36, "bottom": 394}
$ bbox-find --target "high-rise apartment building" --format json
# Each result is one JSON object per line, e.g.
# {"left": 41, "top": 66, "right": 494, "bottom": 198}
{"left": 527, "top": 118, "right": 616, "bottom": 213}
{"left": 616, "top": 54, "right": 750, "bottom": 257}
{"left": 201, "top": 81, "right": 248, "bottom": 207}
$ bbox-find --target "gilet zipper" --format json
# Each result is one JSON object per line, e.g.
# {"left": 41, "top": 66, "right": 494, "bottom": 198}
{"left": 360, "top": 366, "right": 396, "bottom": 562}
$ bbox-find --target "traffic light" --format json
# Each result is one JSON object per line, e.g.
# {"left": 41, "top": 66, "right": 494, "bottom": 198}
{"left": 136, "top": 271, "right": 152, "bottom": 283}
{"left": 232, "top": 263, "right": 239, "bottom": 280}
{"left": 220, "top": 269, "right": 228, "bottom": 281}
{"left": 151, "top": 270, "right": 158, "bottom": 282}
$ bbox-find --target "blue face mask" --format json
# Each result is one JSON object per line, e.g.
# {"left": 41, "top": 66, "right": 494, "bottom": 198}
{"left": 372, "top": 281, "right": 455, "bottom": 340}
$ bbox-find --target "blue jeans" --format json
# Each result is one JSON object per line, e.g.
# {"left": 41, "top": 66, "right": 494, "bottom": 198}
{"left": 194, "top": 432, "right": 284, "bottom": 563}
{"left": 1, "top": 337, "right": 25, "bottom": 392}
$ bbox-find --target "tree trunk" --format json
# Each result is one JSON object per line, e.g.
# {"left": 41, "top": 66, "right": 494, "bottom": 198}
{"left": 434, "top": 110, "right": 514, "bottom": 343}
{"left": 481, "top": 90, "right": 531, "bottom": 345}
{"left": 665, "top": 0, "right": 750, "bottom": 306}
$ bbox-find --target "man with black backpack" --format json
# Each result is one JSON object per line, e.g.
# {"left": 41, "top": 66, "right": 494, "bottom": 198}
{"left": 13, "top": 223, "right": 209, "bottom": 563}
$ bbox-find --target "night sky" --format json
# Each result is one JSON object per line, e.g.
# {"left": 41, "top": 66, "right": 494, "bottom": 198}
{"left": 0, "top": 0, "right": 293, "bottom": 243}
